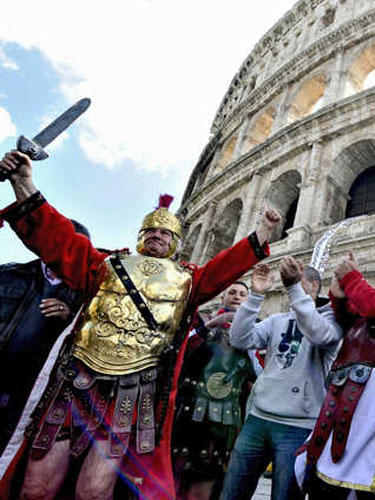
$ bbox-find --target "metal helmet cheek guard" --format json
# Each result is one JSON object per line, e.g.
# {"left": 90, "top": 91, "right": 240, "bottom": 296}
{"left": 136, "top": 195, "right": 182, "bottom": 258}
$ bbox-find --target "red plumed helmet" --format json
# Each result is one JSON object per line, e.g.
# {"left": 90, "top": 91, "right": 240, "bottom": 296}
{"left": 157, "top": 194, "right": 174, "bottom": 209}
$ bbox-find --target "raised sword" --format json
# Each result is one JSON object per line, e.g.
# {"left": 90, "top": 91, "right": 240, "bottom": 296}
{"left": 0, "top": 97, "right": 91, "bottom": 182}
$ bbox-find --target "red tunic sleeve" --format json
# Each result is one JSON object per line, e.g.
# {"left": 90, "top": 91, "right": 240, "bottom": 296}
{"left": 189, "top": 234, "right": 269, "bottom": 307}
{"left": 328, "top": 290, "right": 359, "bottom": 330}
{"left": 0, "top": 196, "right": 107, "bottom": 294}
{"left": 339, "top": 269, "right": 375, "bottom": 318}
{"left": 1, "top": 194, "right": 268, "bottom": 306}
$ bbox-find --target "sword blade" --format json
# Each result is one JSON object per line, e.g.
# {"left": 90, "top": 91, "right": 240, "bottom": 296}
{"left": 32, "top": 98, "right": 91, "bottom": 148}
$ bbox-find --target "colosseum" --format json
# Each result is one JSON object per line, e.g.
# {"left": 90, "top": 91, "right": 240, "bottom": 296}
{"left": 179, "top": 0, "right": 375, "bottom": 316}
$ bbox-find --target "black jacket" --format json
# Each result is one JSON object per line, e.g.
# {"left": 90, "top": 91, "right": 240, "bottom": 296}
{"left": 0, "top": 259, "right": 82, "bottom": 451}
{"left": 0, "top": 259, "right": 81, "bottom": 360}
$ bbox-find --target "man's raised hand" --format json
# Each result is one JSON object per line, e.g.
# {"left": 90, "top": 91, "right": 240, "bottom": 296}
{"left": 255, "top": 205, "right": 282, "bottom": 245}
{"left": 251, "top": 263, "right": 275, "bottom": 295}
{"left": 0, "top": 151, "right": 33, "bottom": 180}
{"left": 329, "top": 275, "right": 346, "bottom": 299}
{"left": 334, "top": 251, "right": 359, "bottom": 281}
{"left": 280, "top": 256, "right": 303, "bottom": 288}
{"left": 0, "top": 150, "right": 37, "bottom": 202}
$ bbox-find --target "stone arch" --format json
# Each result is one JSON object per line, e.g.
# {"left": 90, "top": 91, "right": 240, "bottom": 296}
{"left": 242, "top": 107, "right": 276, "bottom": 154}
{"left": 264, "top": 170, "right": 302, "bottom": 242}
{"left": 287, "top": 75, "right": 326, "bottom": 124}
{"left": 329, "top": 139, "right": 375, "bottom": 224}
{"left": 205, "top": 199, "right": 243, "bottom": 260}
{"left": 346, "top": 167, "right": 375, "bottom": 218}
{"left": 215, "top": 135, "right": 238, "bottom": 172}
{"left": 345, "top": 45, "right": 375, "bottom": 97}
{"left": 180, "top": 223, "right": 202, "bottom": 261}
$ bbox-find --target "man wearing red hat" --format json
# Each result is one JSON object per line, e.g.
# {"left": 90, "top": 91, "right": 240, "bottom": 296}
{"left": 0, "top": 151, "right": 280, "bottom": 500}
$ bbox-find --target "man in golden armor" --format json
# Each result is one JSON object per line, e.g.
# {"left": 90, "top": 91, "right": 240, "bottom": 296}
{"left": 0, "top": 151, "right": 280, "bottom": 500}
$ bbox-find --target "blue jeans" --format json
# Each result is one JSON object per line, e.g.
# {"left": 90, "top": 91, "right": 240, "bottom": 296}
{"left": 220, "top": 414, "right": 310, "bottom": 500}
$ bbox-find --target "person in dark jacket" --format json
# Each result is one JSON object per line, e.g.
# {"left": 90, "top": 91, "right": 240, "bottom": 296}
{"left": 0, "top": 220, "right": 90, "bottom": 453}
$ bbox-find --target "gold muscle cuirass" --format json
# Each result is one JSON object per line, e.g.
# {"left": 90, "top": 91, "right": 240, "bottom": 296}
{"left": 73, "top": 254, "right": 193, "bottom": 375}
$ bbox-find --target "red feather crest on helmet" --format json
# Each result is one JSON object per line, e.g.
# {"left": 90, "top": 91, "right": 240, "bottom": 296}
{"left": 157, "top": 194, "right": 174, "bottom": 209}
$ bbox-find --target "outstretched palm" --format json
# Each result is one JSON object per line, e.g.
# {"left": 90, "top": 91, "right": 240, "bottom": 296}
{"left": 251, "top": 264, "right": 275, "bottom": 295}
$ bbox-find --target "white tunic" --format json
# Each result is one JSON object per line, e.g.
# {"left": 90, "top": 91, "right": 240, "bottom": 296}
{"left": 295, "top": 370, "right": 375, "bottom": 492}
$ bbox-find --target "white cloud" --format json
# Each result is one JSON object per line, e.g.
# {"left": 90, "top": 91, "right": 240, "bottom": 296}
{"left": 0, "top": 47, "right": 18, "bottom": 70}
{"left": 0, "top": 0, "right": 296, "bottom": 173}
{"left": 79, "top": 128, "right": 127, "bottom": 170}
{"left": 0, "top": 106, "right": 16, "bottom": 141}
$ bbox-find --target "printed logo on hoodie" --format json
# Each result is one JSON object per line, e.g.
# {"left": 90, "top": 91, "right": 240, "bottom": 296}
{"left": 276, "top": 319, "right": 303, "bottom": 369}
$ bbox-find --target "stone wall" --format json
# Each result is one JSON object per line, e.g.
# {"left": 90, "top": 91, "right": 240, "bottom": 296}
{"left": 179, "top": 0, "right": 375, "bottom": 315}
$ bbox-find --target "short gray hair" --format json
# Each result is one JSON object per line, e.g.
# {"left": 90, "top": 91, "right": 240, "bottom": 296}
{"left": 303, "top": 266, "right": 322, "bottom": 294}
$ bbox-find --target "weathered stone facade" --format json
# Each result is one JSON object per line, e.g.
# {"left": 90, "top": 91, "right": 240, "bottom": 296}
{"left": 179, "top": 0, "right": 375, "bottom": 316}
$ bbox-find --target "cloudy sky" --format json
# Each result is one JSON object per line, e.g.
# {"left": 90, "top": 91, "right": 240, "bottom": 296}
{"left": 0, "top": 0, "right": 296, "bottom": 263}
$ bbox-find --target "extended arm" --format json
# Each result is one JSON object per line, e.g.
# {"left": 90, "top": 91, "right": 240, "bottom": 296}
{"left": 0, "top": 152, "right": 106, "bottom": 293}
{"left": 328, "top": 275, "right": 358, "bottom": 329}
{"left": 190, "top": 207, "right": 281, "bottom": 306}
{"left": 0, "top": 197, "right": 106, "bottom": 293}
{"left": 334, "top": 251, "right": 375, "bottom": 318}
{"left": 339, "top": 270, "right": 375, "bottom": 318}
{"left": 229, "top": 292, "right": 274, "bottom": 350}
{"left": 279, "top": 256, "right": 342, "bottom": 346}
{"left": 190, "top": 234, "right": 267, "bottom": 306}
{"left": 288, "top": 283, "right": 342, "bottom": 346}
{"left": 230, "top": 261, "right": 276, "bottom": 349}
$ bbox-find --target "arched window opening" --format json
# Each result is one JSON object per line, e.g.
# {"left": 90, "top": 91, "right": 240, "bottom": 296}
{"left": 346, "top": 166, "right": 375, "bottom": 218}
{"left": 180, "top": 224, "right": 202, "bottom": 262}
{"left": 346, "top": 46, "right": 375, "bottom": 97}
{"left": 281, "top": 197, "right": 299, "bottom": 239}
{"left": 287, "top": 75, "right": 326, "bottom": 124}
{"left": 310, "top": 96, "right": 324, "bottom": 114}
{"left": 364, "top": 69, "right": 375, "bottom": 90}
{"left": 216, "top": 135, "right": 238, "bottom": 172}
{"left": 265, "top": 170, "right": 302, "bottom": 243}
{"left": 205, "top": 199, "right": 243, "bottom": 261}
{"left": 242, "top": 108, "right": 275, "bottom": 154}
{"left": 330, "top": 140, "right": 375, "bottom": 225}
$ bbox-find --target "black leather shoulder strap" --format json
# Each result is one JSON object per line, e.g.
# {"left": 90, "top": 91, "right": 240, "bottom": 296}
{"left": 109, "top": 253, "right": 158, "bottom": 331}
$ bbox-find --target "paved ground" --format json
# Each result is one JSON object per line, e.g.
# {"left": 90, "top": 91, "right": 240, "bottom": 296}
{"left": 253, "top": 476, "right": 272, "bottom": 499}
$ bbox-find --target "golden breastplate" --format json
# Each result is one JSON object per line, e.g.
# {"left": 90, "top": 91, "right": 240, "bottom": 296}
{"left": 73, "top": 254, "right": 192, "bottom": 375}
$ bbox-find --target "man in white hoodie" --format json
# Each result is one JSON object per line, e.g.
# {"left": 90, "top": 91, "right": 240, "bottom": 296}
{"left": 220, "top": 257, "right": 342, "bottom": 500}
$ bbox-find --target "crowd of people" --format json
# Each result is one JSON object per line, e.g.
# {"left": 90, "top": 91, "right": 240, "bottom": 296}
{"left": 0, "top": 149, "right": 374, "bottom": 500}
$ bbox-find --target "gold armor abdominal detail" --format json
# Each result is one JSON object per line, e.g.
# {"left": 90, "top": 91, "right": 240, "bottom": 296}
{"left": 73, "top": 255, "right": 192, "bottom": 375}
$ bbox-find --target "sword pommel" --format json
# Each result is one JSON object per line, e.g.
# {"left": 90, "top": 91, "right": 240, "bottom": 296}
{"left": 17, "top": 135, "right": 49, "bottom": 161}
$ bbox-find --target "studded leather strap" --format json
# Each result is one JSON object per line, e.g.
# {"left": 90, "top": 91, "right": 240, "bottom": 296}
{"left": 136, "top": 368, "right": 157, "bottom": 454}
{"left": 110, "top": 252, "right": 159, "bottom": 331}
{"left": 330, "top": 366, "right": 371, "bottom": 461}
{"left": 70, "top": 382, "right": 114, "bottom": 458}
{"left": 32, "top": 379, "right": 69, "bottom": 456}
{"left": 306, "top": 364, "right": 371, "bottom": 464}
{"left": 109, "top": 374, "right": 139, "bottom": 457}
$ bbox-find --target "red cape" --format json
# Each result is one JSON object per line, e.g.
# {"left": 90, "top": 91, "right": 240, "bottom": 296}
{"left": 0, "top": 198, "right": 268, "bottom": 499}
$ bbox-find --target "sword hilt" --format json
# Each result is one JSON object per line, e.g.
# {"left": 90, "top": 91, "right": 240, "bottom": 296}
{"left": 0, "top": 136, "right": 49, "bottom": 182}
{"left": 17, "top": 136, "right": 49, "bottom": 161}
